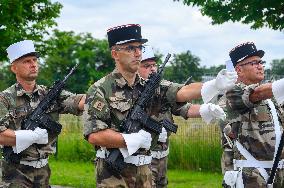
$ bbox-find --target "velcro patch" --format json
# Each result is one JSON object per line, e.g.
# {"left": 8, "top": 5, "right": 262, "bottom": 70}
{"left": 93, "top": 101, "right": 105, "bottom": 111}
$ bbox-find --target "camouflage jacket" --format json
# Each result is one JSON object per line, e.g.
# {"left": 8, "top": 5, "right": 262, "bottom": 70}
{"left": 83, "top": 69, "right": 183, "bottom": 153}
{"left": 225, "top": 82, "right": 284, "bottom": 161}
{"left": 0, "top": 82, "right": 83, "bottom": 161}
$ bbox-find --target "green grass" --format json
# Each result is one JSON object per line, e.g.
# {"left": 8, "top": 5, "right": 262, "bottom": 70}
{"left": 49, "top": 160, "right": 96, "bottom": 188}
{"left": 168, "top": 170, "right": 223, "bottom": 188}
{"left": 49, "top": 160, "right": 223, "bottom": 188}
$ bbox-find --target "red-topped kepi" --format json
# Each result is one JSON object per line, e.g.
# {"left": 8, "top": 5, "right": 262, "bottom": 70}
{"left": 107, "top": 24, "right": 148, "bottom": 48}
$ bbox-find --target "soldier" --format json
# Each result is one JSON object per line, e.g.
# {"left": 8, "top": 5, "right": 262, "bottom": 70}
{"left": 83, "top": 24, "right": 237, "bottom": 188}
{"left": 217, "top": 94, "right": 236, "bottom": 188}
{"left": 139, "top": 45, "right": 226, "bottom": 187}
{"left": 222, "top": 42, "right": 284, "bottom": 188}
{"left": 0, "top": 40, "right": 85, "bottom": 187}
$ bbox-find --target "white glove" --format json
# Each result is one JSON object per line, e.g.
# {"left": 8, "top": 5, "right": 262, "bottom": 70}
{"left": 201, "top": 69, "right": 238, "bottom": 103}
{"left": 272, "top": 78, "right": 284, "bottom": 106}
{"left": 120, "top": 130, "right": 152, "bottom": 157}
{"left": 158, "top": 128, "right": 167, "bottom": 143}
{"left": 13, "top": 127, "right": 48, "bottom": 154}
{"left": 199, "top": 103, "right": 226, "bottom": 124}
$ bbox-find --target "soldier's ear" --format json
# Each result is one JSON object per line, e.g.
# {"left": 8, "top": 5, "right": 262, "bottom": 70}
{"left": 10, "top": 63, "right": 17, "bottom": 74}
{"left": 111, "top": 49, "right": 119, "bottom": 60}
{"left": 235, "top": 65, "right": 242, "bottom": 74}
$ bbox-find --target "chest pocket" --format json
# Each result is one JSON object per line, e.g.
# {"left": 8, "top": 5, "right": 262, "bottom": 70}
{"left": 109, "top": 96, "right": 132, "bottom": 112}
{"left": 109, "top": 95, "right": 132, "bottom": 124}
{"left": 250, "top": 103, "right": 272, "bottom": 122}
{"left": 11, "top": 105, "right": 31, "bottom": 130}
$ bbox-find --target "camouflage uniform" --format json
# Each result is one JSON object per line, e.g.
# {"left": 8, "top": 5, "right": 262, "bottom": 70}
{"left": 217, "top": 95, "right": 234, "bottom": 176}
{"left": 224, "top": 82, "right": 284, "bottom": 188}
{"left": 0, "top": 82, "right": 83, "bottom": 188}
{"left": 83, "top": 69, "right": 183, "bottom": 188}
{"left": 150, "top": 102, "right": 190, "bottom": 188}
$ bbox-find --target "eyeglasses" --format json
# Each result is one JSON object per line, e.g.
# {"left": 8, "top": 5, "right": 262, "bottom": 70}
{"left": 115, "top": 45, "right": 145, "bottom": 53}
{"left": 238, "top": 60, "right": 265, "bottom": 67}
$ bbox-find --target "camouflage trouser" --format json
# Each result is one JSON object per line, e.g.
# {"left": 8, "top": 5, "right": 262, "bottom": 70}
{"left": 223, "top": 168, "right": 284, "bottom": 188}
{"left": 221, "top": 150, "right": 234, "bottom": 175}
{"left": 151, "top": 157, "right": 168, "bottom": 188}
{"left": 2, "top": 160, "right": 51, "bottom": 188}
{"left": 242, "top": 168, "right": 284, "bottom": 188}
{"left": 221, "top": 150, "right": 234, "bottom": 188}
{"left": 95, "top": 158, "right": 152, "bottom": 188}
{"left": 0, "top": 159, "right": 9, "bottom": 188}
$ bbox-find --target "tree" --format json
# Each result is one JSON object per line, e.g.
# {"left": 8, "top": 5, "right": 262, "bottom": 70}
{"left": 163, "top": 50, "right": 203, "bottom": 83}
{"left": 0, "top": 0, "right": 62, "bottom": 62}
{"left": 201, "top": 64, "right": 225, "bottom": 75}
{"left": 38, "top": 30, "right": 114, "bottom": 93}
{"left": 175, "top": 0, "right": 284, "bottom": 31}
{"left": 270, "top": 59, "right": 284, "bottom": 76}
{"left": 0, "top": 65, "right": 15, "bottom": 90}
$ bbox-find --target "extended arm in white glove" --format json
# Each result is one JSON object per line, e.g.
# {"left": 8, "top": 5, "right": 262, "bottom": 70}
{"left": 199, "top": 103, "right": 226, "bottom": 124}
{"left": 119, "top": 130, "right": 152, "bottom": 158}
{"left": 12, "top": 127, "right": 48, "bottom": 154}
{"left": 202, "top": 69, "right": 238, "bottom": 103}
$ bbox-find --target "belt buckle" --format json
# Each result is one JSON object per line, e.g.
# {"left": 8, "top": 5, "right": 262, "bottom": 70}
{"left": 157, "top": 151, "right": 162, "bottom": 159}
{"left": 34, "top": 160, "right": 40, "bottom": 168}
{"left": 35, "top": 159, "right": 44, "bottom": 168}
{"left": 138, "top": 156, "right": 145, "bottom": 166}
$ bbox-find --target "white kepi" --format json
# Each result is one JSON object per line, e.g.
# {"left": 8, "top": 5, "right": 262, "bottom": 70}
{"left": 6, "top": 40, "right": 37, "bottom": 63}
{"left": 142, "top": 45, "right": 155, "bottom": 62}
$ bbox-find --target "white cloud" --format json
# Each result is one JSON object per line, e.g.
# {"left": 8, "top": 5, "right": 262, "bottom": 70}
{"left": 53, "top": 0, "right": 284, "bottom": 67}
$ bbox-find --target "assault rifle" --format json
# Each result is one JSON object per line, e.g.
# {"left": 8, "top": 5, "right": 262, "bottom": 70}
{"left": 105, "top": 54, "right": 178, "bottom": 176}
{"left": 184, "top": 76, "right": 192, "bottom": 85}
{"left": 3, "top": 61, "right": 80, "bottom": 164}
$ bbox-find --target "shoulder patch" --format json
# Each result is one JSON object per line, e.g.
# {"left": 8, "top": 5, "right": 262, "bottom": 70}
{"left": 93, "top": 101, "right": 105, "bottom": 111}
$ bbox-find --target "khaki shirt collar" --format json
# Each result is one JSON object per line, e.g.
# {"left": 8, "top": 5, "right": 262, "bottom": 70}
{"left": 15, "top": 82, "right": 43, "bottom": 97}
{"left": 112, "top": 68, "right": 142, "bottom": 88}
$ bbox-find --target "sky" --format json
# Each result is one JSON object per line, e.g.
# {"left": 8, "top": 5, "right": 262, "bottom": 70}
{"left": 52, "top": 0, "right": 284, "bottom": 68}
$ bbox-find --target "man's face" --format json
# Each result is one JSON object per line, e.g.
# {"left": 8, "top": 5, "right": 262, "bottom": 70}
{"left": 112, "top": 42, "right": 143, "bottom": 73}
{"left": 11, "top": 56, "right": 39, "bottom": 81}
{"left": 235, "top": 56, "right": 265, "bottom": 84}
{"left": 138, "top": 59, "right": 157, "bottom": 79}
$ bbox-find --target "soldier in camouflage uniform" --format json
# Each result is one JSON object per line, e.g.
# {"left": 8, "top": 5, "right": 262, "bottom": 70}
{"left": 0, "top": 40, "right": 85, "bottom": 188}
{"left": 83, "top": 24, "right": 237, "bottom": 188}
{"left": 140, "top": 45, "right": 226, "bottom": 188}
{"left": 223, "top": 42, "right": 284, "bottom": 188}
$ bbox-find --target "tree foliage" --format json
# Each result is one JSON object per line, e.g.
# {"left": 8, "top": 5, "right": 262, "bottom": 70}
{"left": 201, "top": 64, "right": 225, "bottom": 75}
{"left": 0, "top": 65, "right": 16, "bottom": 90}
{"left": 163, "top": 50, "right": 203, "bottom": 83}
{"left": 270, "top": 59, "right": 284, "bottom": 76}
{"left": 0, "top": 0, "right": 62, "bottom": 62}
{"left": 38, "top": 30, "right": 114, "bottom": 93}
{"left": 175, "top": 0, "right": 284, "bottom": 31}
